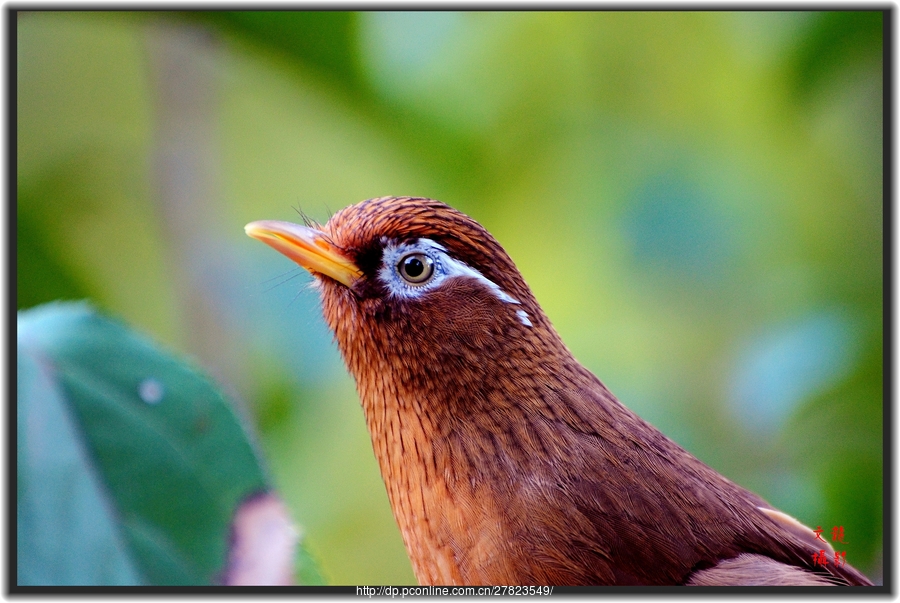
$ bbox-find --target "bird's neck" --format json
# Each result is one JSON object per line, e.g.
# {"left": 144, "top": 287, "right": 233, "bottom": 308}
{"left": 355, "top": 366, "right": 520, "bottom": 583}
{"left": 345, "top": 322, "right": 594, "bottom": 583}
{"left": 324, "top": 287, "right": 616, "bottom": 583}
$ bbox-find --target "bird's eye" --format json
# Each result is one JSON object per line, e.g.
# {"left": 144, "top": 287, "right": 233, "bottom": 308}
{"left": 397, "top": 253, "right": 435, "bottom": 285}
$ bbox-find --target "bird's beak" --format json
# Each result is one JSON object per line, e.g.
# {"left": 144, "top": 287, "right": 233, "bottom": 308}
{"left": 245, "top": 220, "right": 362, "bottom": 288}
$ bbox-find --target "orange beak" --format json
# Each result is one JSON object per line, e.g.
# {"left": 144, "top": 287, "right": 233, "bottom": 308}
{"left": 244, "top": 220, "right": 362, "bottom": 288}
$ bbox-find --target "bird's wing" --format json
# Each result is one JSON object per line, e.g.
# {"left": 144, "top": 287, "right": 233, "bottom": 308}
{"left": 553, "top": 440, "right": 874, "bottom": 586}
{"left": 685, "top": 553, "right": 840, "bottom": 586}
{"left": 534, "top": 379, "right": 874, "bottom": 586}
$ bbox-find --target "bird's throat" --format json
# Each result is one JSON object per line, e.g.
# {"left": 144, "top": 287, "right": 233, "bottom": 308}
{"left": 356, "top": 378, "right": 526, "bottom": 584}
{"left": 320, "top": 284, "right": 570, "bottom": 584}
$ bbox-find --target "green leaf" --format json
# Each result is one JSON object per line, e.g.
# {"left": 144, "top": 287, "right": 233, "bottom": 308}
{"left": 17, "top": 326, "right": 142, "bottom": 585}
{"left": 17, "top": 302, "right": 319, "bottom": 585}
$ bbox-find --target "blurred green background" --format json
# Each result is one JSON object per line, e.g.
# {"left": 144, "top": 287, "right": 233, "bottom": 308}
{"left": 17, "top": 11, "right": 883, "bottom": 585}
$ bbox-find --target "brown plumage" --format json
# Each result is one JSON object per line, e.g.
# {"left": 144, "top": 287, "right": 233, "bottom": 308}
{"left": 245, "top": 196, "right": 872, "bottom": 586}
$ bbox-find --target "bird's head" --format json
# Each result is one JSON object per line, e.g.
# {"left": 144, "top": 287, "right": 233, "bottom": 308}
{"left": 245, "top": 196, "right": 572, "bottom": 420}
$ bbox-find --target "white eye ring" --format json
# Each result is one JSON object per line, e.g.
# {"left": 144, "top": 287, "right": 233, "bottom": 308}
{"left": 397, "top": 252, "right": 435, "bottom": 285}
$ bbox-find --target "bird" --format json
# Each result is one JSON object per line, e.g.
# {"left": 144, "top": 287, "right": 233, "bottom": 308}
{"left": 245, "top": 196, "right": 873, "bottom": 586}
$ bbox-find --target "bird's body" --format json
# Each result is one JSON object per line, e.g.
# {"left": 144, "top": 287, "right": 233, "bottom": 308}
{"left": 246, "top": 196, "right": 872, "bottom": 586}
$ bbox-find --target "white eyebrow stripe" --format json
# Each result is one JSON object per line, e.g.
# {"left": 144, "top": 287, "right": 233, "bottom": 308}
{"left": 378, "top": 238, "right": 532, "bottom": 327}
{"left": 425, "top": 245, "right": 533, "bottom": 328}
{"left": 419, "top": 239, "right": 447, "bottom": 252}
{"left": 440, "top": 254, "right": 521, "bottom": 305}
